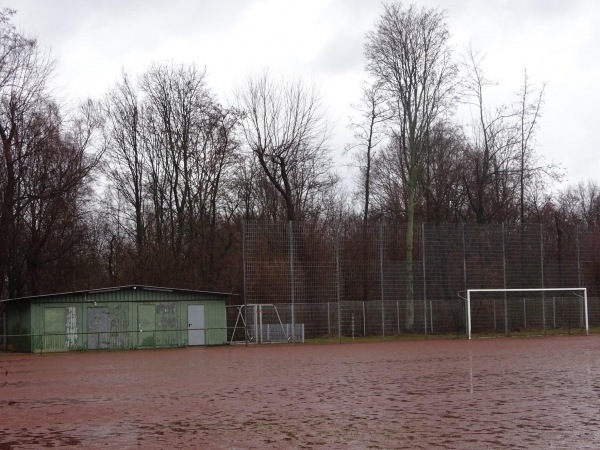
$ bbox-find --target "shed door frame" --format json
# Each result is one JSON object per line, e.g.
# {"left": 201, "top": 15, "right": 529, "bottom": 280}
{"left": 87, "top": 307, "right": 109, "bottom": 350}
{"left": 188, "top": 305, "right": 205, "bottom": 346}
{"left": 138, "top": 304, "right": 156, "bottom": 347}
{"left": 43, "top": 307, "right": 67, "bottom": 352}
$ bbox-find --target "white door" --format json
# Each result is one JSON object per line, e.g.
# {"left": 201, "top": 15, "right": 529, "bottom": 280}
{"left": 88, "top": 307, "right": 109, "bottom": 349}
{"left": 188, "top": 305, "right": 205, "bottom": 346}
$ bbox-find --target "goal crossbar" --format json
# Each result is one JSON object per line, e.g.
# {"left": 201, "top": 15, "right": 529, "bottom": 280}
{"left": 466, "top": 288, "right": 588, "bottom": 339}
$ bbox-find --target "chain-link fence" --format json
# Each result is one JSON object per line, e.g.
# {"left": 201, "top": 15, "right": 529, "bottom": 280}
{"left": 3, "top": 326, "right": 231, "bottom": 353}
{"left": 241, "top": 221, "right": 600, "bottom": 340}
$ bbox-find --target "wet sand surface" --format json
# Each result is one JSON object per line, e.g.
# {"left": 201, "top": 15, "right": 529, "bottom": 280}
{"left": 1, "top": 336, "right": 600, "bottom": 449}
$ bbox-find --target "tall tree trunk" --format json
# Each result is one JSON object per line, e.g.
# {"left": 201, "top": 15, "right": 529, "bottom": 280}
{"left": 0, "top": 138, "right": 16, "bottom": 297}
{"left": 405, "top": 165, "right": 417, "bottom": 331}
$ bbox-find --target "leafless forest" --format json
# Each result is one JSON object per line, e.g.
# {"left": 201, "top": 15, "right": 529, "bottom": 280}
{"left": 0, "top": 4, "right": 598, "bottom": 311}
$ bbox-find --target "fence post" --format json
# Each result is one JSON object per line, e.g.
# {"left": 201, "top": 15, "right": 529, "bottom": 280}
{"left": 492, "top": 225, "right": 498, "bottom": 331}
{"left": 502, "top": 223, "right": 508, "bottom": 336}
{"left": 288, "top": 221, "right": 296, "bottom": 342}
{"left": 422, "top": 223, "right": 427, "bottom": 337}
{"left": 336, "top": 229, "right": 341, "bottom": 343}
{"left": 379, "top": 222, "right": 385, "bottom": 339}
{"left": 258, "top": 304, "right": 263, "bottom": 344}
{"left": 327, "top": 302, "right": 331, "bottom": 336}
{"left": 430, "top": 300, "right": 433, "bottom": 334}
{"left": 242, "top": 220, "right": 248, "bottom": 347}
{"left": 362, "top": 301, "right": 366, "bottom": 336}
{"left": 583, "top": 288, "right": 589, "bottom": 335}
{"left": 580, "top": 296, "right": 584, "bottom": 333}
{"left": 462, "top": 224, "right": 467, "bottom": 334}
{"left": 396, "top": 301, "right": 400, "bottom": 335}
{"left": 541, "top": 223, "right": 546, "bottom": 332}
{"left": 576, "top": 225, "right": 582, "bottom": 288}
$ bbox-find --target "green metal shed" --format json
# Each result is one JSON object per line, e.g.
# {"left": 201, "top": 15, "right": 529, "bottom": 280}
{"left": 0, "top": 285, "right": 233, "bottom": 353}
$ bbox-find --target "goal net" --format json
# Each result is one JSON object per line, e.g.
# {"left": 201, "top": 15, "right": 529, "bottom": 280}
{"left": 229, "top": 304, "right": 305, "bottom": 344}
{"left": 465, "top": 288, "right": 588, "bottom": 339}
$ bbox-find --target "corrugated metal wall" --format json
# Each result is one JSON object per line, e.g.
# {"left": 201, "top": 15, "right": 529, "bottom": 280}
{"left": 6, "top": 288, "right": 228, "bottom": 352}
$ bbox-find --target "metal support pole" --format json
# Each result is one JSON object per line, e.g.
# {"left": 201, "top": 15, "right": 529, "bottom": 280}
{"left": 467, "top": 290, "right": 472, "bottom": 339}
{"left": 541, "top": 224, "right": 545, "bottom": 332}
{"left": 542, "top": 295, "right": 546, "bottom": 333}
{"left": 242, "top": 220, "right": 248, "bottom": 347}
{"left": 576, "top": 226, "right": 582, "bottom": 288}
{"left": 430, "top": 300, "right": 433, "bottom": 334}
{"left": 336, "top": 230, "right": 341, "bottom": 343}
{"left": 362, "top": 301, "right": 366, "bottom": 336}
{"left": 463, "top": 225, "right": 468, "bottom": 332}
{"left": 396, "top": 301, "right": 400, "bottom": 335}
{"left": 253, "top": 305, "right": 259, "bottom": 344}
{"left": 502, "top": 223, "right": 508, "bottom": 336}
{"left": 379, "top": 223, "right": 385, "bottom": 339}
{"left": 422, "top": 223, "right": 427, "bottom": 337}
{"left": 327, "top": 302, "right": 331, "bottom": 336}
{"left": 288, "top": 221, "right": 296, "bottom": 342}
{"left": 584, "top": 288, "right": 589, "bottom": 335}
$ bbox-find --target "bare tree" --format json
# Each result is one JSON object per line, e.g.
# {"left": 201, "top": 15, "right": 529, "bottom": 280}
{"left": 365, "top": 2, "right": 457, "bottom": 330}
{"left": 461, "top": 49, "right": 560, "bottom": 224}
{"left": 103, "top": 72, "right": 146, "bottom": 253}
{"left": 345, "top": 80, "right": 391, "bottom": 302}
{"left": 18, "top": 99, "right": 101, "bottom": 295}
{"left": 0, "top": 10, "right": 101, "bottom": 297}
{"left": 516, "top": 69, "right": 546, "bottom": 225}
{"left": 0, "top": 9, "right": 49, "bottom": 296}
{"left": 140, "top": 63, "right": 208, "bottom": 253}
{"left": 100, "top": 62, "right": 244, "bottom": 287}
{"left": 346, "top": 79, "right": 390, "bottom": 225}
{"left": 419, "top": 122, "right": 466, "bottom": 222}
{"left": 237, "top": 71, "right": 337, "bottom": 222}
{"left": 370, "top": 121, "right": 466, "bottom": 222}
{"left": 461, "top": 48, "right": 520, "bottom": 223}
{"left": 140, "top": 63, "right": 236, "bottom": 255}
{"left": 558, "top": 181, "right": 600, "bottom": 228}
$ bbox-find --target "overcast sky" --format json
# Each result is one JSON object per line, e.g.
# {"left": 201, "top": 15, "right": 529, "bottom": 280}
{"left": 7, "top": 0, "right": 600, "bottom": 190}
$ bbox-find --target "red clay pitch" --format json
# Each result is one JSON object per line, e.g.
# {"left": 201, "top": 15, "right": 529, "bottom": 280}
{"left": 1, "top": 336, "right": 600, "bottom": 449}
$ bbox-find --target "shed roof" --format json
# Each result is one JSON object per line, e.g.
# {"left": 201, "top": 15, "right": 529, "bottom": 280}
{"left": 0, "top": 285, "right": 236, "bottom": 303}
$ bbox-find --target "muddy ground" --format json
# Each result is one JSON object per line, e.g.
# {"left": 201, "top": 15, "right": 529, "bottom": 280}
{"left": 1, "top": 336, "right": 600, "bottom": 449}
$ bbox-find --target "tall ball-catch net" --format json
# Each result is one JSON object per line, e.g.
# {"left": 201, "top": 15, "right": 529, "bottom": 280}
{"left": 465, "top": 288, "right": 588, "bottom": 339}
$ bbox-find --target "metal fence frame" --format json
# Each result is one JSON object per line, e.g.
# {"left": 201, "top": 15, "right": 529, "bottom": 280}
{"left": 242, "top": 221, "right": 600, "bottom": 341}
{"left": 3, "top": 326, "right": 231, "bottom": 353}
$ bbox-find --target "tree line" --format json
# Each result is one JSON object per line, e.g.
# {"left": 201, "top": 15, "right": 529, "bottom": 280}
{"left": 0, "top": 5, "right": 598, "bottom": 303}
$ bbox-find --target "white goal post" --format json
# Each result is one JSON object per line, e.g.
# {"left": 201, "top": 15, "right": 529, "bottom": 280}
{"left": 230, "top": 304, "right": 305, "bottom": 344}
{"left": 466, "top": 288, "right": 588, "bottom": 339}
